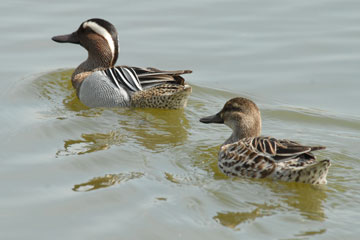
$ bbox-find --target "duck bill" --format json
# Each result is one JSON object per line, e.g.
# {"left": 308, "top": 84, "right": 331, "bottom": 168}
{"left": 52, "top": 32, "right": 80, "bottom": 44}
{"left": 200, "top": 112, "right": 224, "bottom": 124}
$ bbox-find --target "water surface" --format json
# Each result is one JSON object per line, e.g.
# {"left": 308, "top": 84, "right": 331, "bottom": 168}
{"left": 0, "top": 0, "right": 359, "bottom": 239}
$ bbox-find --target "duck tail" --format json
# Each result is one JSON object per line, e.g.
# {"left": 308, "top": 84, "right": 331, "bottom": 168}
{"left": 297, "top": 159, "right": 331, "bottom": 184}
{"left": 145, "top": 68, "right": 192, "bottom": 75}
{"left": 310, "top": 145, "right": 326, "bottom": 151}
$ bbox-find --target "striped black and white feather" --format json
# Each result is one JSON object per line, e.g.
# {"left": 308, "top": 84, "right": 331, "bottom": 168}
{"left": 102, "top": 66, "right": 190, "bottom": 92}
{"left": 103, "top": 66, "right": 142, "bottom": 92}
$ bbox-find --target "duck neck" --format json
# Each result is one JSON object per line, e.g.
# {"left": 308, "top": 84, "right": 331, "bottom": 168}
{"left": 224, "top": 129, "right": 248, "bottom": 145}
{"left": 71, "top": 49, "right": 115, "bottom": 89}
{"left": 223, "top": 121, "right": 261, "bottom": 145}
{"left": 74, "top": 50, "right": 113, "bottom": 74}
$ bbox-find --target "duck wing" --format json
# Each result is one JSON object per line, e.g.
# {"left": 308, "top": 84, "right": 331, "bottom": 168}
{"left": 128, "top": 66, "right": 192, "bottom": 88}
{"left": 103, "top": 66, "right": 192, "bottom": 92}
{"left": 102, "top": 66, "right": 143, "bottom": 92}
{"left": 219, "top": 136, "right": 326, "bottom": 178}
{"left": 243, "top": 136, "right": 325, "bottom": 162}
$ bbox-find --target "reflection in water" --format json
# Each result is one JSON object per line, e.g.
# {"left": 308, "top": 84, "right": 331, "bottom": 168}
{"left": 116, "top": 108, "right": 190, "bottom": 152}
{"left": 163, "top": 172, "right": 203, "bottom": 186}
{"left": 266, "top": 181, "right": 328, "bottom": 221}
{"left": 36, "top": 69, "right": 190, "bottom": 156}
{"left": 156, "top": 197, "right": 167, "bottom": 201}
{"left": 56, "top": 108, "right": 190, "bottom": 156}
{"left": 194, "top": 144, "right": 328, "bottom": 229}
{"left": 164, "top": 172, "right": 181, "bottom": 184}
{"left": 295, "top": 229, "right": 327, "bottom": 238}
{"left": 193, "top": 145, "right": 228, "bottom": 180}
{"left": 34, "top": 69, "right": 107, "bottom": 117}
{"left": 73, "top": 172, "right": 144, "bottom": 192}
{"left": 214, "top": 203, "right": 278, "bottom": 230}
{"left": 35, "top": 69, "right": 73, "bottom": 99}
{"left": 56, "top": 131, "right": 125, "bottom": 157}
{"left": 32, "top": 69, "right": 105, "bottom": 118}
{"left": 212, "top": 182, "right": 328, "bottom": 231}
{"left": 34, "top": 69, "right": 87, "bottom": 111}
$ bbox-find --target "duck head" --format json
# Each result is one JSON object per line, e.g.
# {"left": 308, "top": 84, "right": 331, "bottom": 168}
{"left": 200, "top": 97, "right": 262, "bottom": 143}
{"left": 52, "top": 18, "right": 119, "bottom": 70}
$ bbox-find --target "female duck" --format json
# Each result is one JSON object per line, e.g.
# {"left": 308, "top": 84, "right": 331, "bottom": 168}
{"left": 52, "top": 18, "right": 192, "bottom": 109}
{"left": 200, "top": 97, "right": 331, "bottom": 184}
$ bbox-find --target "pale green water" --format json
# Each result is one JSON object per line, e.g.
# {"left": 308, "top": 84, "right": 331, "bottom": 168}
{"left": 1, "top": 0, "right": 360, "bottom": 239}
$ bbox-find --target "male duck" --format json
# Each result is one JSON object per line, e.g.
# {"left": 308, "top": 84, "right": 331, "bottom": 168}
{"left": 52, "top": 18, "right": 192, "bottom": 109}
{"left": 200, "top": 97, "right": 331, "bottom": 184}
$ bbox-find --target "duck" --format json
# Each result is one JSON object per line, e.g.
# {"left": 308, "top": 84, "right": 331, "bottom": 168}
{"left": 200, "top": 97, "right": 331, "bottom": 184}
{"left": 52, "top": 18, "right": 192, "bottom": 109}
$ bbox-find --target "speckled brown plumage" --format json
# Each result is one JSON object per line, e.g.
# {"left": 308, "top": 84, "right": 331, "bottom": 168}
{"left": 200, "top": 97, "right": 331, "bottom": 184}
{"left": 219, "top": 137, "right": 330, "bottom": 184}
{"left": 130, "top": 83, "right": 192, "bottom": 109}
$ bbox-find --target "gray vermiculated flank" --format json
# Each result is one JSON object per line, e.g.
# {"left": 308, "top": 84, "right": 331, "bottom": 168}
{"left": 79, "top": 71, "right": 130, "bottom": 107}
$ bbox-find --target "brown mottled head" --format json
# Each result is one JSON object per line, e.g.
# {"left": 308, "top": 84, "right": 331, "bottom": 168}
{"left": 200, "top": 97, "right": 262, "bottom": 140}
{"left": 221, "top": 97, "right": 259, "bottom": 115}
{"left": 52, "top": 18, "right": 119, "bottom": 68}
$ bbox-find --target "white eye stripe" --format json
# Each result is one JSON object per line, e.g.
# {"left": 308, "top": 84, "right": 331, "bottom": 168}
{"left": 83, "top": 21, "right": 115, "bottom": 61}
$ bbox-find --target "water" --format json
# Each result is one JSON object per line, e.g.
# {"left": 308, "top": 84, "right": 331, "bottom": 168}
{"left": 1, "top": 0, "right": 359, "bottom": 239}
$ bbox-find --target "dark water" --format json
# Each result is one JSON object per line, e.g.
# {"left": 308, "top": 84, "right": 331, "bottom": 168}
{"left": 1, "top": 0, "right": 359, "bottom": 239}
